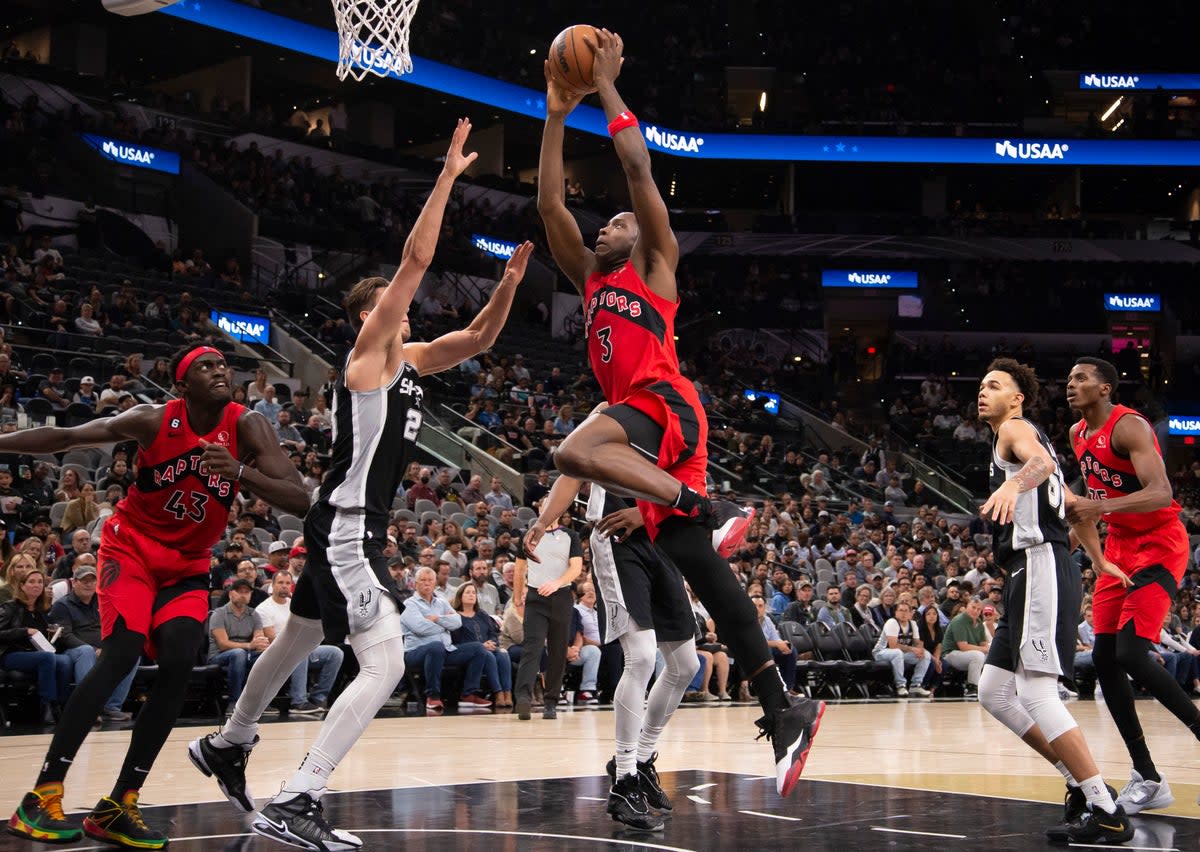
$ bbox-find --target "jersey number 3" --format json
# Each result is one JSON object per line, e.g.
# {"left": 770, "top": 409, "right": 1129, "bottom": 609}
{"left": 596, "top": 326, "right": 613, "bottom": 363}
{"left": 165, "top": 490, "right": 209, "bottom": 523}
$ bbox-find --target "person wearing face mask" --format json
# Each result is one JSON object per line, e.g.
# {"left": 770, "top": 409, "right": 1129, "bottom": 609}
{"left": 405, "top": 467, "right": 440, "bottom": 510}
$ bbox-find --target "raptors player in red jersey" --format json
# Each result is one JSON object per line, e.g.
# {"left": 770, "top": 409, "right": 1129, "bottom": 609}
{"left": 536, "top": 28, "right": 823, "bottom": 798}
{"left": 1066, "top": 356, "right": 1200, "bottom": 814}
{"left": 6, "top": 346, "right": 309, "bottom": 848}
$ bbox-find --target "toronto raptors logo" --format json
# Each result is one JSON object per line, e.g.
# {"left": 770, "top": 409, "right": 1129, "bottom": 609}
{"left": 217, "top": 430, "right": 230, "bottom": 445}
{"left": 1096, "top": 435, "right": 1107, "bottom": 449}
{"left": 100, "top": 559, "right": 121, "bottom": 588}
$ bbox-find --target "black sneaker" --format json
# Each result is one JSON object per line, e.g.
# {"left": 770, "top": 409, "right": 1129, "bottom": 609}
{"left": 252, "top": 791, "right": 362, "bottom": 851}
{"left": 290, "top": 702, "right": 325, "bottom": 716}
{"left": 516, "top": 697, "right": 532, "bottom": 721}
{"left": 188, "top": 732, "right": 259, "bottom": 813}
{"left": 1062, "top": 782, "right": 1120, "bottom": 825}
{"left": 756, "top": 695, "right": 826, "bottom": 797}
{"left": 698, "top": 501, "right": 755, "bottom": 558}
{"left": 82, "top": 792, "right": 168, "bottom": 850}
{"left": 542, "top": 702, "right": 558, "bottom": 720}
{"left": 605, "top": 753, "right": 672, "bottom": 812}
{"left": 607, "top": 774, "right": 665, "bottom": 832}
{"left": 7, "top": 782, "right": 82, "bottom": 843}
{"left": 1060, "top": 803, "right": 1133, "bottom": 845}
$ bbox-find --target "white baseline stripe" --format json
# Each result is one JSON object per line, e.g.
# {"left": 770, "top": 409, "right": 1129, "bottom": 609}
{"left": 352, "top": 828, "right": 698, "bottom": 851}
{"left": 690, "top": 783, "right": 717, "bottom": 791}
{"left": 1068, "top": 845, "right": 1178, "bottom": 852}
{"left": 739, "top": 810, "right": 803, "bottom": 822}
{"left": 576, "top": 795, "right": 607, "bottom": 801}
{"left": 872, "top": 827, "right": 966, "bottom": 840}
{"left": 686, "top": 794, "right": 711, "bottom": 805}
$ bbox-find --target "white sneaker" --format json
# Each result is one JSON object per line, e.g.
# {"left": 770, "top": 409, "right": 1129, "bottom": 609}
{"left": 894, "top": 686, "right": 908, "bottom": 697}
{"left": 1116, "top": 770, "right": 1174, "bottom": 814}
{"left": 907, "top": 686, "right": 931, "bottom": 697}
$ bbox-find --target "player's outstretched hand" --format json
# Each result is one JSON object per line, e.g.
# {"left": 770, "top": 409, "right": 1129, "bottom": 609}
{"left": 502, "top": 241, "right": 534, "bottom": 284}
{"left": 544, "top": 61, "right": 588, "bottom": 118}
{"left": 588, "top": 28, "right": 624, "bottom": 88}
{"left": 522, "top": 524, "right": 544, "bottom": 563}
{"left": 441, "top": 118, "right": 478, "bottom": 178}
{"left": 198, "top": 439, "right": 241, "bottom": 479}
{"left": 1095, "top": 558, "right": 1133, "bottom": 589}
{"left": 595, "top": 507, "right": 643, "bottom": 542}
{"left": 980, "top": 480, "right": 1019, "bottom": 526}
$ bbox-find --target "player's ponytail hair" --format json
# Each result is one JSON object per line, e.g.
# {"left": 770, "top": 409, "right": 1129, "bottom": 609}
{"left": 1073, "top": 356, "right": 1119, "bottom": 399}
{"left": 986, "top": 358, "right": 1040, "bottom": 406}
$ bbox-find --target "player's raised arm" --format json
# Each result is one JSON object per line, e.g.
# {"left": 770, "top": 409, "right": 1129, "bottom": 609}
{"left": 537, "top": 65, "right": 595, "bottom": 294}
{"left": 590, "top": 29, "right": 679, "bottom": 293}
{"left": 405, "top": 242, "right": 534, "bottom": 376}
{"left": 356, "top": 118, "right": 477, "bottom": 355}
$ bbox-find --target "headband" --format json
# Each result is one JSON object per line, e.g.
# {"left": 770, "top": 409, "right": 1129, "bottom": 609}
{"left": 175, "top": 346, "right": 223, "bottom": 383}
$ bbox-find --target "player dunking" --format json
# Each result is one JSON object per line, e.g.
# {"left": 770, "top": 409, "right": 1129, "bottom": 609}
{"left": 188, "top": 120, "right": 534, "bottom": 852}
{"left": 975, "top": 360, "right": 1131, "bottom": 845}
{"left": 526, "top": 459, "right": 699, "bottom": 832}
{"left": 6, "top": 346, "right": 310, "bottom": 848}
{"left": 1066, "top": 357, "right": 1200, "bottom": 815}
{"left": 537, "top": 29, "right": 822, "bottom": 796}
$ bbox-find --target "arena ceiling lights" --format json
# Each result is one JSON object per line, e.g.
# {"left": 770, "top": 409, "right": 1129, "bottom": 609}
{"left": 160, "top": 0, "right": 1200, "bottom": 166}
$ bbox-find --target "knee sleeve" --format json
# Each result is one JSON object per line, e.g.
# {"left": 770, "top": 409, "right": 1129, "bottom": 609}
{"left": 979, "top": 664, "right": 1036, "bottom": 738}
{"left": 313, "top": 630, "right": 407, "bottom": 764}
{"left": 152, "top": 618, "right": 205, "bottom": 676}
{"left": 619, "top": 629, "right": 658, "bottom": 691}
{"left": 659, "top": 638, "right": 700, "bottom": 684}
{"left": 1015, "top": 667, "right": 1078, "bottom": 743}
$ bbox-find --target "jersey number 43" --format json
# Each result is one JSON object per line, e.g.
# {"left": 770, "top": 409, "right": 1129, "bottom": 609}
{"left": 165, "top": 489, "right": 209, "bottom": 523}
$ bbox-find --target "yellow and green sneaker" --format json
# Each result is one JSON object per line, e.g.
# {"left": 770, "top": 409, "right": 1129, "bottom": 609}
{"left": 7, "top": 782, "right": 83, "bottom": 843}
{"left": 82, "top": 791, "right": 168, "bottom": 849}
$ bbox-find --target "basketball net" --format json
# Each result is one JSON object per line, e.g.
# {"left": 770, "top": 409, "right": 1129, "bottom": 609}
{"left": 331, "top": 0, "right": 419, "bottom": 81}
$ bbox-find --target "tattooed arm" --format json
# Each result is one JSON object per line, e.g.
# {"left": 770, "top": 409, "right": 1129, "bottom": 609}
{"left": 981, "top": 418, "right": 1053, "bottom": 525}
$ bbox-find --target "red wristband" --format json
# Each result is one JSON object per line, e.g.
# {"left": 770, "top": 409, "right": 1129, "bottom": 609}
{"left": 607, "top": 111, "right": 639, "bottom": 137}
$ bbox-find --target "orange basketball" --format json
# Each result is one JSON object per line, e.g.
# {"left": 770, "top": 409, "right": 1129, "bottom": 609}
{"left": 548, "top": 25, "right": 599, "bottom": 94}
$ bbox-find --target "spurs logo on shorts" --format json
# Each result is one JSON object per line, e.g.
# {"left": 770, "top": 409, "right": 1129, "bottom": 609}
{"left": 357, "top": 589, "right": 373, "bottom": 620}
{"left": 1032, "top": 639, "right": 1049, "bottom": 663}
{"left": 101, "top": 559, "right": 121, "bottom": 588}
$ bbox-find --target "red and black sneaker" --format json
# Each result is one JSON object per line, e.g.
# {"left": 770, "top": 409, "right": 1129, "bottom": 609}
{"left": 757, "top": 695, "right": 826, "bottom": 797}
{"left": 700, "top": 501, "right": 755, "bottom": 558}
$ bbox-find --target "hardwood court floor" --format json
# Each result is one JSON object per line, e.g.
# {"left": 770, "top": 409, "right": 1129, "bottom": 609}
{"left": 0, "top": 697, "right": 1196, "bottom": 850}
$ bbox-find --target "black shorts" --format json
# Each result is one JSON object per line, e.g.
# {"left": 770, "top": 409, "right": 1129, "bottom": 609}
{"left": 589, "top": 526, "right": 695, "bottom": 644}
{"left": 986, "top": 542, "right": 1080, "bottom": 681}
{"left": 290, "top": 503, "right": 405, "bottom": 643}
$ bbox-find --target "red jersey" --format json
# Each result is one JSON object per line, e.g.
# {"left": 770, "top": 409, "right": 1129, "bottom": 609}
{"left": 117, "top": 398, "right": 245, "bottom": 557}
{"left": 583, "top": 261, "right": 682, "bottom": 404}
{"left": 1070, "top": 403, "right": 1181, "bottom": 537}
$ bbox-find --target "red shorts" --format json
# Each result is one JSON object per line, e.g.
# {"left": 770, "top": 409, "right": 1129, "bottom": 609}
{"left": 604, "top": 377, "right": 709, "bottom": 541}
{"left": 96, "top": 513, "right": 211, "bottom": 658}
{"left": 1091, "top": 521, "right": 1189, "bottom": 641}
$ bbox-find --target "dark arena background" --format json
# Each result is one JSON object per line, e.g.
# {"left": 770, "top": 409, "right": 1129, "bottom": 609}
{"left": 0, "top": 1, "right": 1197, "bottom": 850}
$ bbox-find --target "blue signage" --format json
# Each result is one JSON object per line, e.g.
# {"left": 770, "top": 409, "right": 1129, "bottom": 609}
{"left": 1080, "top": 73, "right": 1200, "bottom": 91}
{"left": 472, "top": 234, "right": 520, "bottom": 260}
{"left": 211, "top": 309, "right": 270, "bottom": 344}
{"left": 80, "top": 134, "right": 180, "bottom": 175}
{"left": 1103, "top": 293, "right": 1160, "bottom": 312}
{"left": 1167, "top": 416, "right": 1200, "bottom": 437}
{"left": 822, "top": 269, "right": 918, "bottom": 289}
{"left": 743, "top": 389, "right": 781, "bottom": 416}
{"left": 159, "top": 0, "right": 1200, "bottom": 166}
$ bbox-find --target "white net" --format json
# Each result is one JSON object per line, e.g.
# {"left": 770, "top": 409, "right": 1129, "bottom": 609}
{"left": 331, "top": 0, "right": 420, "bottom": 82}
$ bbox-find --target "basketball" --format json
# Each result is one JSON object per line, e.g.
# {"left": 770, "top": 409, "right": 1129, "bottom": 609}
{"left": 548, "top": 25, "right": 599, "bottom": 94}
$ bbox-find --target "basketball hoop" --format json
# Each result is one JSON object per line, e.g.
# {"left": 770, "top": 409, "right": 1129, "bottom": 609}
{"left": 331, "top": 0, "right": 420, "bottom": 81}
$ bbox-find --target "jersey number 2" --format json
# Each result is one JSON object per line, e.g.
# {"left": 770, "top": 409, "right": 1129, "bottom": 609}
{"left": 404, "top": 409, "right": 422, "bottom": 442}
{"left": 596, "top": 326, "right": 613, "bottom": 363}
{"left": 165, "top": 490, "right": 209, "bottom": 523}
